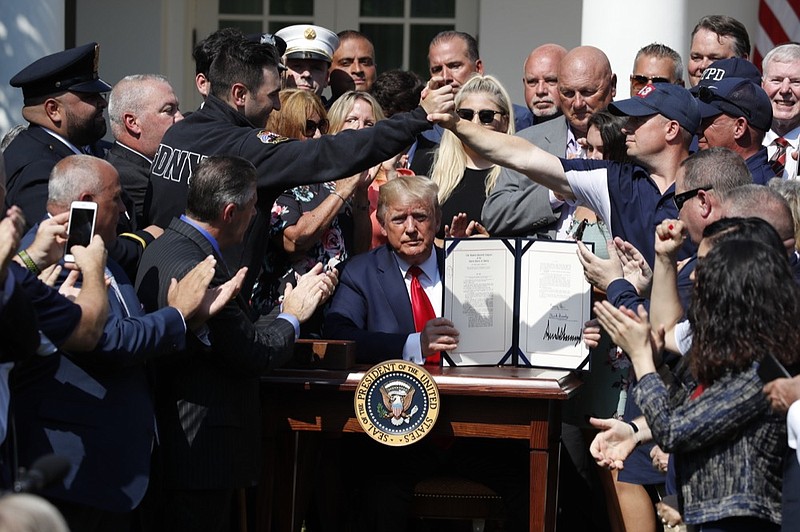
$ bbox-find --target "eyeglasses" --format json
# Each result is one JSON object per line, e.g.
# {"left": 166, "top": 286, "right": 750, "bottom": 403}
{"left": 456, "top": 108, "right": 506, "bottom": 124}
{"left": 303, "top": 118, "right": 329, "bottom": 137}
{"left": 673, "top": 185, "right": 713, "bottom": 210}
{"left": 630, "top": 74, "right": 670, "bottom": 90}
{"left": 696, "top": 86, "right": 751, "bottom": 121}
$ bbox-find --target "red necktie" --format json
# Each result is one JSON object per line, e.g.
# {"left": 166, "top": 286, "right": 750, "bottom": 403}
{"left": 409, "top": 265, "right": 439, "bottom": 365}
{"left": 770, "top": 137, "right": 789, "bottom": 176}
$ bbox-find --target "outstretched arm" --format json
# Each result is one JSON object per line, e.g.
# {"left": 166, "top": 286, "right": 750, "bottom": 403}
{"left": 429, "top": 112, "right": 574, "bottom": 199}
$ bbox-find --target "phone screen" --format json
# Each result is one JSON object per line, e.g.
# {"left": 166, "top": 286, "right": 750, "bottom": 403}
{"left": 66, "top": 207, "right": 96, "bottom": 253}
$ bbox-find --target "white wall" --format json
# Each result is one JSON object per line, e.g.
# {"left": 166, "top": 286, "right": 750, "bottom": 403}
{"left": 479, "top": 0, "right": 759, "bottom": 107}
{"left": 479, "top": 0, "right": 584, "bottom": 108}
{"left": 11, "top": 0, "right": 760, "bottom": 139}
{"left": 0, "top": 0, "right": 64, "bottom": 137}
{"left": 74, "top": 0, "right": 165, "bottom": 88}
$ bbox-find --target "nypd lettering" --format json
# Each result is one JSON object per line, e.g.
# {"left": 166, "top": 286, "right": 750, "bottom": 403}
{"left": 701, "top": 67, "right": 726, "bottom": 82}
{"left": 354, "top": 360, "right": 440, "bottom": 446}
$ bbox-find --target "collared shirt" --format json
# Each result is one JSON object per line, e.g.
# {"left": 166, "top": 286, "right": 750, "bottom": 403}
{"left": 764, "top": 126, "right": 800, "bottom": 180}
{"left": 396, "top": 251, "right": 441, "bottom": 364}
{"left": 565, "top": 127, "right": 587, "bottom": 159}
{"left": 562, "top": 159, "right": 696, "bottom": 267}
{"left": 114, "top": 141, "right": 153, "bottom": 166}
{"left": 746, "top": 146, "right": 778, "bottom": 185}
{"left": 40, "top": 126, "right": 83, "bottom": 155}
{"left": 179, "top": 215, "right": 300, "bottom": 338}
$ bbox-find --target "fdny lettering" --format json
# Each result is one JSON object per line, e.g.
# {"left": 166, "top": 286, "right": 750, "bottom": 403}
{"left": 151, "top": 144, "right": 207, "bottom": 184}
{"left": 701, "top": 68, "right": 726, "bottom": 82}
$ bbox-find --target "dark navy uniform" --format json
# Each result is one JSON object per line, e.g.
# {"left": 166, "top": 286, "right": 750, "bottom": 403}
{"left": 5, "top": 42, "right": 112, "bottom": 227}
{"left": 4, "top": 126, "right": 78, "bottom": 225}
{"left": 145, "top": 93, "right": 433, "bottom": 294}
{"left": 746, "top": 146, "right": 778, "bottom": 185}
{"left": 106, "top": 141, "right": 151, "bottom": 228}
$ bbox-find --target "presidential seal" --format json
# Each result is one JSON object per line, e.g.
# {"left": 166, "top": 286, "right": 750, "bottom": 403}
{"left": 354, "top": 360, "right": 440, "bottom": 446}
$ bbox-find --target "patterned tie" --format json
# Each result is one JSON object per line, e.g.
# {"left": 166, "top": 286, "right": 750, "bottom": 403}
{"left": 409, "top": 266, "right": 439, "bottom": 365}
{"left": 770, "top": 137, "right": 789, "bottom": 177}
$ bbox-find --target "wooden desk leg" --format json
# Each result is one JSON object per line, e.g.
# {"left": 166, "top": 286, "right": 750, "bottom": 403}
{"left": 529, "top": 401, "right": 562, "bottom": 532}
{"left": 257, "top": 430, "right": 296, "bottom": 532}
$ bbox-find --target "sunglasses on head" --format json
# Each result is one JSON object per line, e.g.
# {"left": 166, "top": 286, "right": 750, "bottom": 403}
{"left": 630, "top": 74, "right": 670, "bottom": 90}
{"left": 304, "top": 118, "right": 329, "bottom": 137}
{"left": 456, "top": 108, "right": 505, "bottom": 124}
{"left": 696, "top": 86, "right": 750, "bottom": 120}
{"left": 673, "top": 185, "right": 713, "bottom": 210}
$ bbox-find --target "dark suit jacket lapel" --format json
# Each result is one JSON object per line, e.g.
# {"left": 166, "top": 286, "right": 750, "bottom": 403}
{"left": 375, "top": 245, "right": 415, "bottom": 333}
{"left": 167, "top": 218, "right": 252, "bottom": 315}
{"left": 106, "top": 259, "right": 144, "bottom": 317}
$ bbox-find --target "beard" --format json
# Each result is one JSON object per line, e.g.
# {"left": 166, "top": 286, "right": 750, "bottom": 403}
{"left": 531, "top": 101, "right": 561, "bottom": 118}
{"left": 65, "top": 105, "right": 107, "bottom": 146}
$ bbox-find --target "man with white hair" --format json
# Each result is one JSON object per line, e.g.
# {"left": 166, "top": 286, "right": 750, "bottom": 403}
{"left": 107, "top": 74, "right": 183, "bottom": 225}
{"left": 762, "top": 43, "right": 800, "bottom": 179}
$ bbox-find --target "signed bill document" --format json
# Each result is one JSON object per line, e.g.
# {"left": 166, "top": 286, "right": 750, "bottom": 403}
{"left": 442, "top": 238, "right": 590, "bottom": 369}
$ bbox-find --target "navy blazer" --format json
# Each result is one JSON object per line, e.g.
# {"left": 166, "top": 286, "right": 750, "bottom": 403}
{"left": 323, "top": 245, "right": 443, "bottom": 363}
{"left": 11, "top": 255, "right": 185, "bottom": 512}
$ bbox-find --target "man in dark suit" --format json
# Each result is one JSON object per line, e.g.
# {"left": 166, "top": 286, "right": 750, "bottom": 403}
{"left": 324, "top": 174, "right": 459, "bottom": 364}
{"left": 11, "top": 155, "right": 228, "bottom": 531}
{"left": 107, "top": 74, "right": 184, "bottom": 227}
{"left": 135, "top": 155, "right": 336, "bottom": 531}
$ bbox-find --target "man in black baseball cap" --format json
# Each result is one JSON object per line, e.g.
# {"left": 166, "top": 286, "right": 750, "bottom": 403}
{"left": 4, "top": 42, "right": 112, "bottom": 226}
{"left": 694, "top": 77, "right": 775, "bottom": 184}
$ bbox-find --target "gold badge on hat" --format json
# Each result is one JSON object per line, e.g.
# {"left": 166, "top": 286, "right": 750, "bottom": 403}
{"left": 93, "top": 44, "right": 100, "bottom": 75}
{"left": 304, "top": 27, "right": 316, "bottom": 40}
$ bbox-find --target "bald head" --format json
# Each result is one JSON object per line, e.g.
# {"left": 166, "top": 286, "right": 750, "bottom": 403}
{"left": 48, "top": 155, "right": 123, "bottom": 244}
{"left": 558, "top": 46, "right": 616, "bottom": 136}
{"left": 523, "top": 44, "right": 567, "bottom": 119}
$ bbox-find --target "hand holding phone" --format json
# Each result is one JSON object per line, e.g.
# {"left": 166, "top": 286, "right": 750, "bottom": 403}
{"left": 64, "top": 201, "right": 97, "bottom": 263}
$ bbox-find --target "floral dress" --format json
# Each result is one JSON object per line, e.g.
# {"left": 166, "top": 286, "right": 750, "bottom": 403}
{"left": 251, "top": 182, "right": 354, "bottom": 316}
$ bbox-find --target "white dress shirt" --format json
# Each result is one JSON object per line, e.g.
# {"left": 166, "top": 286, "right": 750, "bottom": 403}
{"left": 764, "top": 125, "right": 800, "bottom": 180}
{"left": 396, "top": 251, "right": 442, "bottom": 364}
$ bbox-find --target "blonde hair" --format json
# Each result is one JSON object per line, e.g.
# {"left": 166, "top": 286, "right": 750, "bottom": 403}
{"left": 328, "top": 91, "right": 386, "bottom": 133}
{"left": 430, "top": 74, "right": 514, "bottom": 204}
{"left": 377, "top": 175, "right": 440, "bottom": 225}
{"left": 266, "top": 89, "right": 327, "bottom": 140}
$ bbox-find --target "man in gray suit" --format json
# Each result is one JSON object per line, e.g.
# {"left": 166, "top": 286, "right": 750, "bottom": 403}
{"left": 482, "top": 46, "right": 616, "bottom": 236}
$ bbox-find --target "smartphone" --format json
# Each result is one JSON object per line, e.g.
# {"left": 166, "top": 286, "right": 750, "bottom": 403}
{"left": 64, "top": 201, "right": 97, "bottom": 263}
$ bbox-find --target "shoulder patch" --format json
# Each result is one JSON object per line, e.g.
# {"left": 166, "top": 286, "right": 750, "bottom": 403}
{"left": 256, "top": 129, "right": 288, "bottom": 144}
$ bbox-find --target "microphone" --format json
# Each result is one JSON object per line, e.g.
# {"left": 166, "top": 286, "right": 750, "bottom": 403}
{"left": 12, "top": 455, "right": 71, "bottom": 494}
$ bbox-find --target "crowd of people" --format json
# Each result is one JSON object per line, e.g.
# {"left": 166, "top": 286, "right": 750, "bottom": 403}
{"left": 1, "top": 12, "right": 800, "bottom": 532}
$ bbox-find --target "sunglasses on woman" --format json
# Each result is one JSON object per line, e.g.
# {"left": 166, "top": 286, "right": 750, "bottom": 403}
{"left": 456, "top": 108, "right": 505, "bottom": 124}
{"left": 304, "top": 118, "right": 329, "bottom": 137}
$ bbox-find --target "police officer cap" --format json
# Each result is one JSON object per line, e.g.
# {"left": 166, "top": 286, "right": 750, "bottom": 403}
{"left": 246, "top": 32, "right": 288, "bottom": 71}
{"left": 275, "top": 25, "right": 339, "bottom": 63}
{"left": 10, "top": 42, "right": 112, "bottom": 102}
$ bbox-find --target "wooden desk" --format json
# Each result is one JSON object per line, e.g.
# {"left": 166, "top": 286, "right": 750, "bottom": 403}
{"left": 258, "top": 365, "right": 581, "bottom": 532}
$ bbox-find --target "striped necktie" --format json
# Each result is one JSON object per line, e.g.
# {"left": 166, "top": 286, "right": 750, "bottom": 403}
{"left": 770, "top": 137, "right": 789, "bottom": 177}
